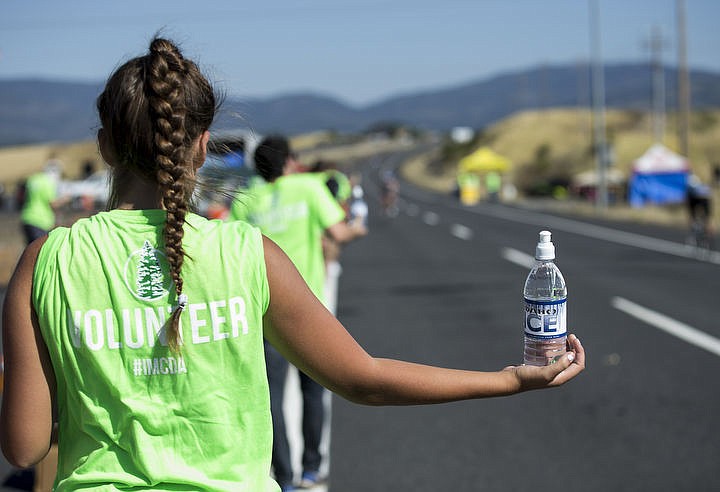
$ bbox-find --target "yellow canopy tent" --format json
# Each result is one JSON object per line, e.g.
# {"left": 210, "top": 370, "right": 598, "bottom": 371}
{"left": 458, "top": 147, "right": 510, "bottom": 173}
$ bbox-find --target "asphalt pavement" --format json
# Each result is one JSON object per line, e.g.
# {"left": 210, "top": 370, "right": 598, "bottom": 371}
{"left": 0, "top": 152, "right": 718, "bottom": 491}
{"left": 323, "top": 156, "right": 719, "bottom": 491}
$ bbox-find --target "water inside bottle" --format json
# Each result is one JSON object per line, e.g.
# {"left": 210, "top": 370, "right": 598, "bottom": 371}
{"left": 523, "top": 337, "right": 567, "bottom": 366}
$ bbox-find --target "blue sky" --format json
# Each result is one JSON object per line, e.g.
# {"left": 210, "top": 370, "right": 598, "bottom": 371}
{"left": 0, "top": 0, "right": 717, "bottom": 106}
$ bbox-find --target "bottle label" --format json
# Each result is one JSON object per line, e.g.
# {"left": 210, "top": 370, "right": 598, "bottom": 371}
{"left": 523, "top": 298, "right": 567, "bottom": 339}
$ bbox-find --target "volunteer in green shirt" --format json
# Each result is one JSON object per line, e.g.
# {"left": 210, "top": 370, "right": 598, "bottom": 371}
{"left": 308, "top": 160, "right": 354, "bottom": 316}
{"left": 19, "top": 162, "right": 62, "bottom": 244}
{"left": 232, "top": 143, "right": 364, "bottom": 301}
{"left": 0, "top": 36, "right": 585, "bottom": 492}
{"left": 34, "top": 210, "right": 273, "bottom": 491}
{"left": 310, "top": 160, "right": 352, "bottom": 207}
{"left": 230, "top": 136, "right": 366, "bottom": 490}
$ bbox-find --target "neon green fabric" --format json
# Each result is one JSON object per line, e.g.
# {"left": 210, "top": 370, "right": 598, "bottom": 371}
{"left": 320, "top": 170, "right": 351, "bottom": 202}
{"left": 334, "top": 171, "right": 351, "bottom": 202}
{"left": 20, "top": 172, "right": 57, "bottom": 230}
{"left": 33, "top": 210, "right": 277, "bottom": 492}
{"left": 230, "top": 173, "right": 345, "bottom": 301}
{"left": 485, "top": 171, "right": 502, "bottom": 193}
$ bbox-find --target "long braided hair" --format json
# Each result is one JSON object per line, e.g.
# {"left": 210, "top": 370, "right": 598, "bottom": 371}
{"left": 96, "top": 37, "right": 217, "bottom": 350}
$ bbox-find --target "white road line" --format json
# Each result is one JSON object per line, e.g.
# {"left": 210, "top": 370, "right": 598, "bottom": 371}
{"left": 611, "top": 296, "right": 720, "bottom": 358}
{"left": 471, "top": 204, "right": 720, "bottom": 265}
{"left": 501, "top": 247, "right": 535, "bottom": 269}
{"left": 422, "top": 211, "right": 440, "bottom": 225}
{"left": 450, "top": 224, "right": 473, "bottom": 240}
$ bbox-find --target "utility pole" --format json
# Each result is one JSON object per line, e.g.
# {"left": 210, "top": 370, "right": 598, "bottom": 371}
{"left": 648, "top": 25, "right": 667, "bottom": 144}
{"left": 676, "top": 0, "right": 690, "bottom": 157}
{"left": 589, "top": 0, "right": 608, "bottom": 212}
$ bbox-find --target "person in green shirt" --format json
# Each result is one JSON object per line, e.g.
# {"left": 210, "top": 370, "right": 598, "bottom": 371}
{"left": 230, "top": 136, "right": 366, "bottom": 490}
{"left": 309, "top": 160, "right": 353, "bottom": 316}
{"left": 232, "top": 137, "right": 365, "bottom": 302}
{"left": 485, "top": 171, "right": 502, "bottom": 203}
{"left": 310, "top": 160, "right": 352, "bottom": 207}
{"left": 19, "top": 160, "right": 65, "bottom": 244}
{"left": 0, "top": 36, "right": 585, "bottom": 492}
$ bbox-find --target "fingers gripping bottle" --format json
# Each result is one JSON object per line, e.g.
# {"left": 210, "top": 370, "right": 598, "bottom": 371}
{"left": 523, "top": 231, "right": 567, "bottom": 366}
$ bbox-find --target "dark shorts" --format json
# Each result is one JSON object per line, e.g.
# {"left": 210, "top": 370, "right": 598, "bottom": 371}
{"left": 22, "top": 223, "right": 48, "bottom": 245}
{"left": 687, "top": 196, "right": 711, "bottom": 220}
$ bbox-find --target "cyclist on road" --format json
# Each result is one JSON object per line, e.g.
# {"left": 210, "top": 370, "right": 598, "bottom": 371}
{"left": 685, "top": 174, "right": 714, "bottom": 250}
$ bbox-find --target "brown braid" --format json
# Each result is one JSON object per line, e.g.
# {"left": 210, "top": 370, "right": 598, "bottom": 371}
{"left": 96, "top": 37, "right": 218, "bottom": 351}
{"left": 147, "top": 39, "right": 190, "bottom": 351}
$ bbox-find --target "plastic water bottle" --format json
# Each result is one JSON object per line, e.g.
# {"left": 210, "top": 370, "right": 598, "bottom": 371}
{"left": 349, "top": 185, "right": 368, "bottom": 226}
{"left": 523, "top": 230, "right": 567, "bottom": 366}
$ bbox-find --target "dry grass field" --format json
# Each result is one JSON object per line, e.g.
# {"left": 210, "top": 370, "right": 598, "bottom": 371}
{"left": 0, "top": 133, "right": 416, "bottom": 286}
{"left": 0, "top": 214, "right": 24, "bottom": 286}
{"left": 0, "top": 141, "right": 103, "bottom": 286}
{"left": 4, "top": 108, "right": 718, "bottom": 195}
{"left": 411, "top": 108, "right": 720, "bottom": 193}
{"left": 2, "top": 108, "right": 719, "bottom": 286}
{"left": 401, "top": 108, "right": 720, "bottom": 229}
{"left": 0, "top": 132, "right": 412, "bottom": 194}
{"left": 0, "top": 140, "right": 103, "bottom": 194}
{"left": 489, "top": 108, "right": 720, "bottom": 185}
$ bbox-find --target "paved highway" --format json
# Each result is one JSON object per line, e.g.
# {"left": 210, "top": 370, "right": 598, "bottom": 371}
{"left": 326, "top": 153, "right": 719, "bottom": 491}
{"left": 0, "top": 150, "right": 717, "bottom": 491}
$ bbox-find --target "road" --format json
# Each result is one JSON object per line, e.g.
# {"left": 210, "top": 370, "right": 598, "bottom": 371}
{"left": 326, "top": 153, "right": 719, "bottom": 491}
{"left": 0, "top": 150, "right": 718, "bottom": 491}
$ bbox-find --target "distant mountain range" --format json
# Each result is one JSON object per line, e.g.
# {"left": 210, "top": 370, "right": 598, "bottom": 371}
{"left": 1, "top": 62, "right": 720, "bottom": 147}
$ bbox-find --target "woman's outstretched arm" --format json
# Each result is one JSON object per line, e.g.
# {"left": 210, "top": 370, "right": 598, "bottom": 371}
{"left": 1, "top": 237, "right": 56, "bottom": 468}
{"left": 261, "top": 236, "right": 584, "bottom": 406}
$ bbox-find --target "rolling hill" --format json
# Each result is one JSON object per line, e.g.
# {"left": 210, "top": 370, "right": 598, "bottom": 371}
{"left": 1, "top": 63, "right": 720, "bottom": 147}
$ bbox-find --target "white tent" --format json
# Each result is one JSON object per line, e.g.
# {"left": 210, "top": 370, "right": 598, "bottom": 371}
{"left": 628, "top": 144, "right": 689, "bottom": 207}
{"left": 632, "top": 143, "right": 688, "bottom": 174}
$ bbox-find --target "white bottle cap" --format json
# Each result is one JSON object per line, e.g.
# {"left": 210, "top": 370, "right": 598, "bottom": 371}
{"left": 535, "top": 230, "right": 555, "bottom": 260}
{"left": 352, "top": 185, "right": 364, "bottom": 199}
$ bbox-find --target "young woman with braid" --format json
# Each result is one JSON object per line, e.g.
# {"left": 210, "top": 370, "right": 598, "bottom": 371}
{"left": 0, "top": 37, "right": 585, "bottom": 491}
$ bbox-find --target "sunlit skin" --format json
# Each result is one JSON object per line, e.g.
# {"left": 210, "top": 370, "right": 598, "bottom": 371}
{"left": 0, "top": 39, "right": 586, "bottom": 475}
{"left": 0, "top": 148, "right": 586, "bottom": 467}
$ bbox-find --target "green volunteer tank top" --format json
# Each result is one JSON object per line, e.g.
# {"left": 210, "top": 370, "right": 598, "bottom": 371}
{"left": 230, "top": 173, "right": 345, "bottom": 301}
{"left": 32, "top": 209, "right": 278, "bottom": 492}
{"left": 317, "top": 169, "right": 351, "bottom": 203}
{"left": 20, "top": 172, "right": 57, "bottom": 231}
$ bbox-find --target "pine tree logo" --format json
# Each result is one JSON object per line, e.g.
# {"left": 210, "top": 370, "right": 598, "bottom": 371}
{"left": 137, "top": 240, "right": 166, "bottom": 299}
{"left": 123, "top": 240, "right": 171, "bottom": 301}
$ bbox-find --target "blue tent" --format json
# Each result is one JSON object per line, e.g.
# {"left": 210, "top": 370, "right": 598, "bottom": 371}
{"left": 628, "top": 144, "right": 689, "bottom": 207}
